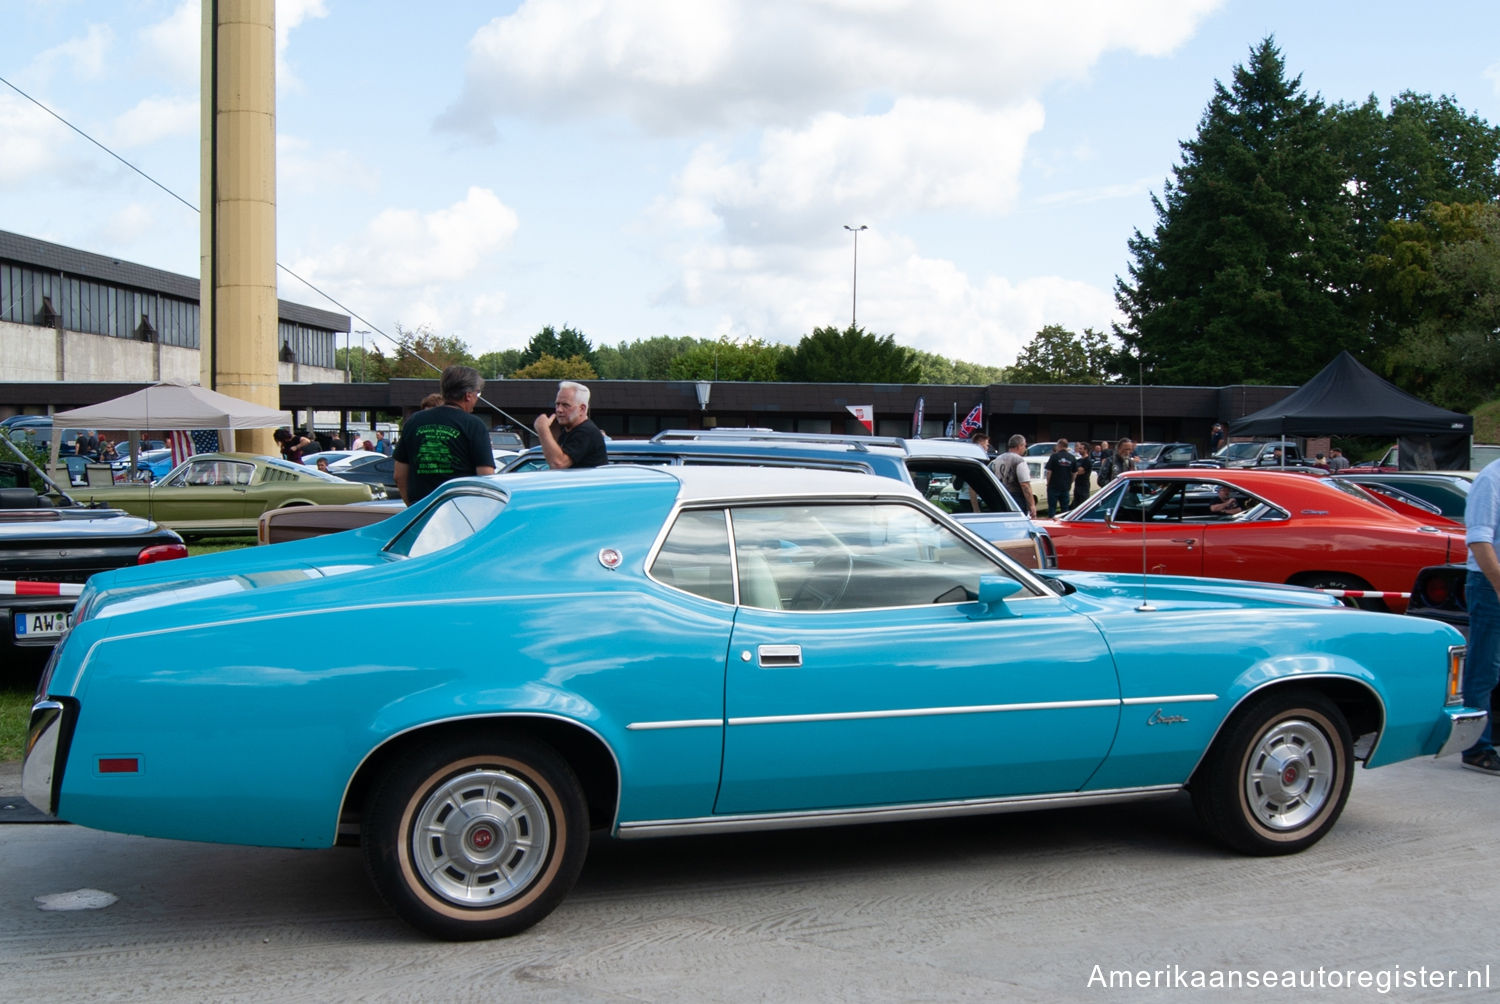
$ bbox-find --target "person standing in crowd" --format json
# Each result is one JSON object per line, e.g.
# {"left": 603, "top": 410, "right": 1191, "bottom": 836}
{"left": 1458, "top": 457, "right": 1500, "bottom": 774}
{"left": 534, "top": 380, "right": 607, "bottom": 469}
{"left": 419, "top": 392, "right": 444, "bottom": 410}
{"left": 1096, "top": 438, "right": 1136, "bottom": 487}
{"left": 374, "top": 430, "right": 392, "bottom": 456}
{"left": 1043, "top": 437, "right": 1076, "bottom": 514}
{"left": 1071, "top": 440, "right": 1093, "bottom": 508}
{"left": 393, "top": 365, "right": 496, "bottom": 504}
{"left": 1327, "top": 447, "right": 1350, "bottom": 471}
{"left": 971, "top": 432, "right": 992, "bottom": 457}
{"left": 1209, "top": 422, "right": 1226, "bottom": 454}
{"left": 991, "top": 434, "right": 1035, "bottom": 517}
{"left": 273, "top": 427, "right": 318, "bottom": 464}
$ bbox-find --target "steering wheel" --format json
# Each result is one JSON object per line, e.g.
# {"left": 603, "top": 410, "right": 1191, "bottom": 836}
{"left": 789, "top": 552, "right": 854, "bottom": 611}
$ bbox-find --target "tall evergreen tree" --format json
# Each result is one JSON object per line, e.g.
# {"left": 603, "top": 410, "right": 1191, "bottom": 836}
{"left": 518, "top": 325, "right": 597, "bottom": 372}
{"left": 779, "top": 325, "right": 922, "bottom": 383}
{"left": 1115, "top": 38, "right": 1361, "bottom": 385}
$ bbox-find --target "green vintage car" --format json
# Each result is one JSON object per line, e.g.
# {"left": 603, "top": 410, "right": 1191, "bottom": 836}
{"left": 66, "top": 453, "right": 381, "bottom": 538}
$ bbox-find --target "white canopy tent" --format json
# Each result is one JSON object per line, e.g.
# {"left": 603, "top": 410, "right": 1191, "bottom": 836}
{"left": 49, "top": 379, "right": 289, "bottom": 473}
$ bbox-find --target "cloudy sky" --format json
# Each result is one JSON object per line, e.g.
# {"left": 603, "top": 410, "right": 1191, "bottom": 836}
{"left": 3, "top": 1, "right": 1498, "bottom": 368}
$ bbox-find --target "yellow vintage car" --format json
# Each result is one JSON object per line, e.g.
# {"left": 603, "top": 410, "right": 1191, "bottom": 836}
{"left": 66, "top": 452, "right": 380, "bottom": 538}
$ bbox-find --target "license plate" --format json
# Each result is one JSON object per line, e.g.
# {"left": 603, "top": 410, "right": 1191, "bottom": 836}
{"left": 15, "top": 610, "right": 72, "bottom": 638}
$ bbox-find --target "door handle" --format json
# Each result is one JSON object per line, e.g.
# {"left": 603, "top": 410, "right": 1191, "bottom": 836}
{"left": 1169, "top": 538, "right": 1196, "bottom": 548}
{"left": 756, "top": 644, "right": 802, "bottom": 667}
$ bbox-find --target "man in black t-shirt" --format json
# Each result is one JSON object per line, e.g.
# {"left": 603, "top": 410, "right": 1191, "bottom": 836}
{"left": 392, "top": 365, "right": 496, "bottom": 504}
{"left": 534, "top": 381, "right": 607, "bottom": 469}
{"left": 1043, "top": 438, "right": 1076, "bottom": 514}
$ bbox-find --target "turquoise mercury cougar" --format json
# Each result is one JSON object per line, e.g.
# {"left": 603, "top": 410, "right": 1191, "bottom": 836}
{"left": 25, "top": 466, "right": 1484, "bottom": 939}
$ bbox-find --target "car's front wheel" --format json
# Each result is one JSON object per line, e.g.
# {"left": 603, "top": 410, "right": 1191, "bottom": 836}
{"left": 1191, "top": 690, "right": 1353, "bottom": 855}
{"left": 362, "top": 736, "right": 588, "bottom": 940}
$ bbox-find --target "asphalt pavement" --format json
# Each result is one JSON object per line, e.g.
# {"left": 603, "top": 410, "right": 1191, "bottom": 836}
{"left": 2, "top": 753, "right": 1498, "bottom": 1001}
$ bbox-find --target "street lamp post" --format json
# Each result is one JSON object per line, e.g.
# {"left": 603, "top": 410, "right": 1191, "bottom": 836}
{"left": 843, "top": 224, "right": 867, "bottom": 328}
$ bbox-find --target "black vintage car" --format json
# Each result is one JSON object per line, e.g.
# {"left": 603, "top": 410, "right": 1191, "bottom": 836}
{"left": 0, "top": 471, "right": 187, "bottom": 676}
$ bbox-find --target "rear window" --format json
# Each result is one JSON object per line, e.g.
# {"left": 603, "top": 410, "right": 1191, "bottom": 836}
{"left": 388, "top": 491, "right": 506, "bottom": 558}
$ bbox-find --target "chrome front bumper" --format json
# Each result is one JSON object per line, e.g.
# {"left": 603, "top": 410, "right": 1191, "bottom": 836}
{"left": 22, "top": 700, "right": 66, "bottom": 817}
{"left": 1435, "top": 708, "right": 1488, "bottom": 758}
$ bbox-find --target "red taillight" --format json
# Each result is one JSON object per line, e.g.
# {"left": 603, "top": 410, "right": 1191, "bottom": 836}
{"left": 1422, "top": 576, "right": 1452, "bottom": 606}
{"left": 137, "top": 543, "right": 189, "bottom": 565}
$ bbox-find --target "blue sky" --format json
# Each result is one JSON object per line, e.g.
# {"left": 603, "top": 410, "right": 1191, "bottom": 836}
{"left": 3, "top": 1, "right": 1498, "bottom": 367}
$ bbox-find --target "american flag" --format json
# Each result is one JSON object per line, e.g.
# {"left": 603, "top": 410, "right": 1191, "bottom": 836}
{"left": 167, "top": 429, "right": 219, "bottom": 466}
{"left": 958, "top": 403, "right": 983, "bottom": 439}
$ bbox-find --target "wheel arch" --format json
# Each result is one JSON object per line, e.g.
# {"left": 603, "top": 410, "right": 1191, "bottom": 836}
{"left": 1192, "top": 674, "right": 1386, "bottom": 783}
{"left": 340, "top": 714, "right": 621, "bottom": 839}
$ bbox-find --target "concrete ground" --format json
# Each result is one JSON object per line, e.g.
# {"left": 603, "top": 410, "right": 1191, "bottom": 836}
{"left": 1, "top": 753, "right": 1497, "bottom": 1002}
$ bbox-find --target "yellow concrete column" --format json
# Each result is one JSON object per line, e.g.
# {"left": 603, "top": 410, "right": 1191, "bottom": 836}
{"left": 201, "top": 0, "right": 279, "bottom": 456}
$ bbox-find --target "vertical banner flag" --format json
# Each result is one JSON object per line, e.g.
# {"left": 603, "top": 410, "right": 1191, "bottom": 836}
{"left": 958, "top": 403, "right": 983, "bottom": 438}
{"left": 845, "top": 404, "right": 874, "bottom": 433}
{"left": 911, "top": 397, "right": 925, "bottom": 438}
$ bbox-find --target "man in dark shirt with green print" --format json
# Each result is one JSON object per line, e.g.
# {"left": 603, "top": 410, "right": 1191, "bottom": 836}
{"left": 393, "top": 365, "right": 496, "bottom": 504}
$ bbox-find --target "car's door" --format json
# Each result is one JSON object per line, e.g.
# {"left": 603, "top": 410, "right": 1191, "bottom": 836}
{"left": 1053, "top": 480, "right": 1205, "bottom": 576}
{"left": 714, "top": 500, "right": 1120, "bottom": 814}
{"left": 153, "top": 458, "right": 253, "bottom": 527}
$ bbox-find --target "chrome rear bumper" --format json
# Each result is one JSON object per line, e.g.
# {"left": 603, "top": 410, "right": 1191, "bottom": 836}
{"left": 1435, "top": 708, "right": 1488, "bottom": 758}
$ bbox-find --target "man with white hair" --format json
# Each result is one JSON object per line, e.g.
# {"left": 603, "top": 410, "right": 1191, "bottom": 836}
{"left": 534, "top": 380, "right": 607, "bottom": 469}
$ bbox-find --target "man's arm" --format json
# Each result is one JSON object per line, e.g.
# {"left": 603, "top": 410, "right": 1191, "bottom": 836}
{"left": 533, "top": 414, "right": 573, "bottom": 469}
{"left": 393, "top": 461, "right": 410, "bottom": 504}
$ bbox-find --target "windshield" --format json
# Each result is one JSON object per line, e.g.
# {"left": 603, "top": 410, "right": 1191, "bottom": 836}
{"left": 1215, "top": 442, "right": 1262, "bottom": 460}
{"left": 1133, "top": 444, "right": 1165, "bottom": 461}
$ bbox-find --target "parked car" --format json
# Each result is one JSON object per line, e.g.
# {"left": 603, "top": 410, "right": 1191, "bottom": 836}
{"left": 0, "top": 484, "right": 186, "bottom": 670}
{"left": 65, "top": 452, "right": 381, "bottom": 538}
{"left": 1130, "top": 442, "right": 1199, "bottom": 469}
{"left": 1043, "top": 469, "right": 1466, "bottom": 612}
{"left": 23, "top": 465, "right": 1481, "bottom": 939}
{"left": 1198, "top": 441, "right": 1307, "bottom": 468}
{"left": 328, "top": 453, "right": 399, "bottom": 494}
{"left": 1407, "top": 564, "right": 1469, "bottom": 637}
{"left": 1331, "top": 471, "right": 1473, "bottom": 523}
{"left": 259, "top": 430, "right": 1057, "bottom": 569}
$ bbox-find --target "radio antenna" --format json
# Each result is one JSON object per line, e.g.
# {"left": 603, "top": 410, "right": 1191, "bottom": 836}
{"left": 1136, "top": 355, "right": 1155, "bottom": 612}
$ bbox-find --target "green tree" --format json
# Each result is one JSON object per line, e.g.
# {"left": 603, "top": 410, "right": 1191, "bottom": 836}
{"left": 594, "top": 335, "right": 699, "bottom": 379}
{"left": 511, "top": 354, "right": 598, "bottom": 380}
{"left": 1115, "top": 38, "right": 1362, "bottom": 385}
{"left": 475, "top": 348, "right": 523, "bottom": 378}
{"left": 667, "top": 336, "right": 784, "bottom": 381}
{"left": 366, "top": 324, "right": 476, "bottom": 380}
{"left": 912, "top": 350, "right": 1009, "bottom": 385}
{"left": 518, "top": 325, "right": 597, "bottom": 372}
{"left": 1375, "top": 202, "right": 1500, "bottom": 409}
{"left": 779, "top": 325, "right": 922, "bottom": 383}
{"left": 1010, "top": 325, "right": 1115, "bottom": 383}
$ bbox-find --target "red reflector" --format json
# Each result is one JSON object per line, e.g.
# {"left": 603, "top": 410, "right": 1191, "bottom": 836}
{"left": 1423, "top": 578, "right": 1451, "bottom": 606}
{"left": 98, "top": 757, "right": 139, "bottom": 774}
{"left": 137, "top": 543, "right": 190, "bottom": 565}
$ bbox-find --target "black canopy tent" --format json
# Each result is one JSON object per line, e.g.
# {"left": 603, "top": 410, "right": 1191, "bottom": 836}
{"left": 1227, "top": 352, "right": 1473, "bottom": 470}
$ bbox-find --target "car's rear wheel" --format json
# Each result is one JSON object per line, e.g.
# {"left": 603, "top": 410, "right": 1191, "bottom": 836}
{"left": 363, "top": 736, "right": 588, "bottom": 940}
{"left": 1191, "top": 689, "right": 1353, "bottom": 855}
{"left": 1290, "top": 572, "right": 1384, "bottom": 610}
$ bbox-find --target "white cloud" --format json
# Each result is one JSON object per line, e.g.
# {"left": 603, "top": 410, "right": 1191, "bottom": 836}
{"left": 0, "top": 93, "right": 78, "bottom": 184}
{"left": 1485, "top": 62, "right": 1500, "bottom": 95}
{"left": 285, "top": 188, "right": 520, "bottom": 339}
{"left": 279, "top": 135, "right": 380, "bottom": 195}
{"left": 276, "top": 0, "right": 331, "bottom": 92}
{"left": 32, "top": 23, "right": 113, "bottom": 82}
{"left": 138, "top": 2, "right": 200, "bottom": 85}
{"left": 101, "top": 203, "right": 158, "bottom": 247}
{"left": 109, "top": 96, "right": 198, "bottom": 149}
{"left": 442, "top": 0, "right": 1221, "bottom": 136}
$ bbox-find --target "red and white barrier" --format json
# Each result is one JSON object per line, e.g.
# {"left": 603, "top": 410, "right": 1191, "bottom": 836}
{"left": 0, "top": 580, "right": 85, "bottom": 597}
{"left": 1319, "top": 589, "right": 1410, "bottom": 601}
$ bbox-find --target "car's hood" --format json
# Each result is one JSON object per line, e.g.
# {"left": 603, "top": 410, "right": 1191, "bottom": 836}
{"left": 1040, "top": 569, "right": 1346, "bottom": 612}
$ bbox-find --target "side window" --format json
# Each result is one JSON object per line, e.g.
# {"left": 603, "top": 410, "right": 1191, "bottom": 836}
{"left": 388, "top": 492, "right": 506, "bottom": 558}
{"left": 649, "top": 509, "right": 733, "bottom": 605}
{"left": 730, "top": 502, "right": 1011, "bottom": 611}
{"left": 908, "top": 460, "right": 1013, "bottom": 514}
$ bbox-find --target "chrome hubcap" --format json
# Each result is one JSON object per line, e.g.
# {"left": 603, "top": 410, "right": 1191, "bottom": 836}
{"left": 411, "top": 768, "right": 551, "bottom": 907}
{"left": 1244, "top": 718, "right": 1334, "bottom": 831}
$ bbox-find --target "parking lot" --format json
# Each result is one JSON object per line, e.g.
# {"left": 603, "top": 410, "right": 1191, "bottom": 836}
{"left": 2, "top": 754, "right": 1496, "bottom": 1001}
